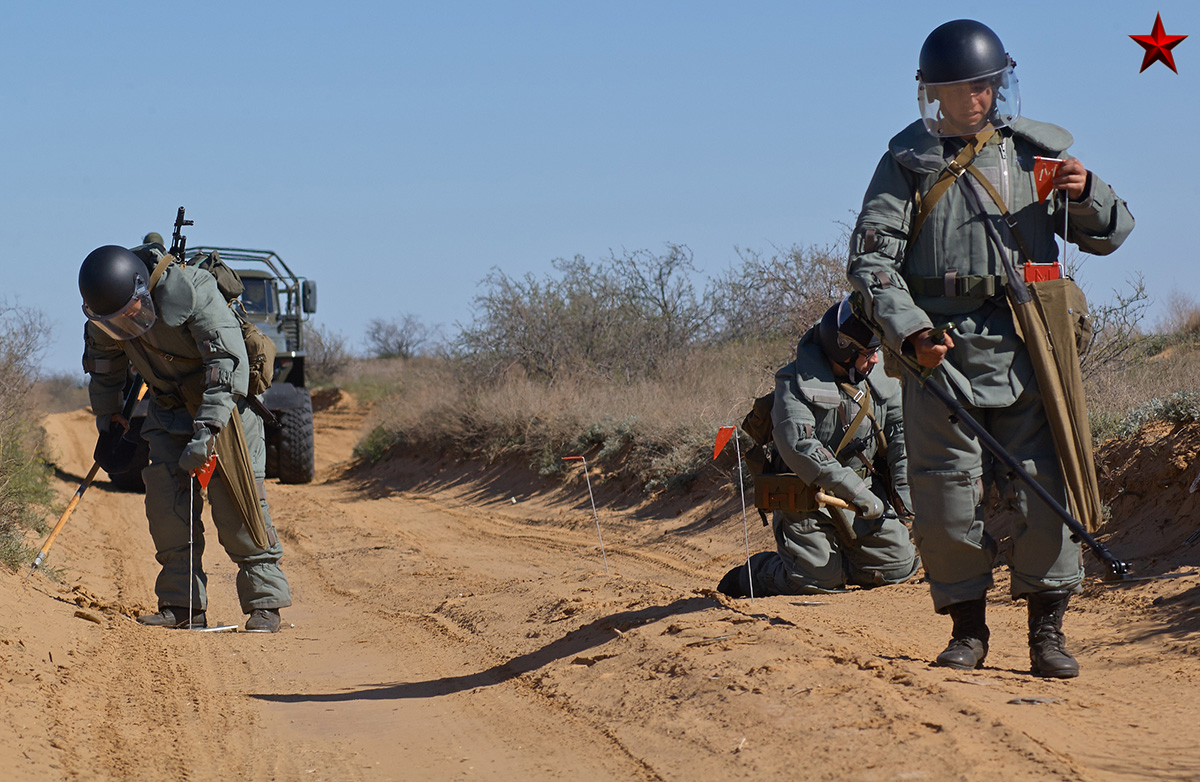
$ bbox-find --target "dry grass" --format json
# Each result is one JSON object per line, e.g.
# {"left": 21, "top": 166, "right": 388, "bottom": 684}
{"left": 341, "top": 329, "right": 1200, "bottom": 497}
{"left": 344, "top": 340, "right": 794, "bottom": 493}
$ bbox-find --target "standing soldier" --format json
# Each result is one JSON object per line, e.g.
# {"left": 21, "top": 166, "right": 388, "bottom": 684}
{"left": 847, "top": 20, "right": 1133, "bottom": 676}
{"left": 719, "top": 297, "right": 919, "bottom": 598}
{"left": 80, "top": 243, "right": 291, "bottom": 633}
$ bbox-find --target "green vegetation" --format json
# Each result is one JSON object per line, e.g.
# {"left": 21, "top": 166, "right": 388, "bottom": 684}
{"left": 0, "top": 304, "right": 54, "bottom": 571}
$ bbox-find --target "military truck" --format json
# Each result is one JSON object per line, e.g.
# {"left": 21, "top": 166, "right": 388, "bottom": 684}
{"left": 105, "top": 247, "right": 318, "bottom": 490}
{"left": 197, "top": 247, "right": 318, "bottom": 484}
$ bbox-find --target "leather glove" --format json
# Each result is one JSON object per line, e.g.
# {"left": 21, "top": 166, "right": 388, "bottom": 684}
{"left": 179, "top": 424, "right": 218, "bottom": 473}
{"left": 851, "top": 486, "right": 884, "bottom": 520}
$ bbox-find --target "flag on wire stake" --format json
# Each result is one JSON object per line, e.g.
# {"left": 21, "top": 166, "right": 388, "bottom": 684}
{"left": 562, "top": 456, "right": 609, "bottom": 574}
{"left": 714, "top": 425, "right": 754, "bottom": 602}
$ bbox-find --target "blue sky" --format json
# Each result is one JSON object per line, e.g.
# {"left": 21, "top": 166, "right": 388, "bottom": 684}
{"left": 2, "top": 2, "right": 1195, "bottom": 375}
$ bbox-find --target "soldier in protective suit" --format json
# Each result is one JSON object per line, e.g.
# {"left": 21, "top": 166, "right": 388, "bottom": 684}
{"left": 847, "top": 20, "right": 1134, "bottom": 677}
{"left": 80, "top": 243, "right": 291, "bottom": 633}
{"left": 718, "top": 297, "right": 919, "bottom": 597}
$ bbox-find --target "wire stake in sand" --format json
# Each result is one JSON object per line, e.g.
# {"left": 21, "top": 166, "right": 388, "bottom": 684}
{"left": 714, "top": 425, "right": 754, "bottom": 602}
{"left": 188, "top": 454, "right": 218, "bottom": 632}
{"left": 562, "top": 456, "right": 609, "bottom": 574}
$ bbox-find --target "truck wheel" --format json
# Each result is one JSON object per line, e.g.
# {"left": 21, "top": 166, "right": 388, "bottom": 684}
{"left": 275, "top": 390, "right": 315, "bottom": 484}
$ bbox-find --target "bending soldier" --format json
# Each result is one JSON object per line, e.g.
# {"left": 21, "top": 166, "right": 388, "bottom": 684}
{"left": 847, "top": 20, "right": 1133, "bottom": 677}
{"left": 80, "top": 243, "right": 291, "bottom": 633}
{"left": 719, "top": 297, "right": 920, "bottom": 597}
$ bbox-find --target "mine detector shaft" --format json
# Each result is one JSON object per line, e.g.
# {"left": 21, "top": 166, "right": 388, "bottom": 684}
{"left": 851, "top": 297, "right": 1131, "bottom": 582}
{"left": 27, "top": 381, "right": 148, "bottom": 577}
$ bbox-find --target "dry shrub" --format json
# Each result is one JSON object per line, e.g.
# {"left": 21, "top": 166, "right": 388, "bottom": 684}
{"left": 32, "top": 372, "right": 90, "bottom": 415}
{"left": 1158, "top": 291, "right": 1200, "bottom": 342}
{"left": 305, "top": 322, "right": 356, "bottom": 385}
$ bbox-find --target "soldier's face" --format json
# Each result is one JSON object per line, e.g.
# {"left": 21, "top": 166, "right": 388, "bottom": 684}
{"left": 853, "top": 348, "right": 879, "bottom": 376}
{"left": 935, "top": 80, "right": 993, "bottom": 134}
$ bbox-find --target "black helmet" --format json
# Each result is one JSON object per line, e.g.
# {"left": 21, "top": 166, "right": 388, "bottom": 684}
{"left": 816, "top": 296, "right": 880, "bottom": 382}
{"left": 79, "top": 245, "right": 158, "bottom": 340}
{"left": 918, "top": 19, "right": 1009, "bottom": 84}
{"left": 916, "top": 20, "right": 1020, "bottom": 137}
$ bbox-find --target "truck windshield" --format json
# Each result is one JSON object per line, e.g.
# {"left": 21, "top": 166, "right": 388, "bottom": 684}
{"left": 240, "top": 279, "right": 276, "bottom": 315}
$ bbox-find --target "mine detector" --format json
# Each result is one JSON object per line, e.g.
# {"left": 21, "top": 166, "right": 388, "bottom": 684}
{"left": 107, "top": 247, "right": 318, "bottom": 489}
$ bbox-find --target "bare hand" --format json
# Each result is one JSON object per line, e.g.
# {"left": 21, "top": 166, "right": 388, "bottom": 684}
{"left": 907, "top": 328, "right": 954, "bottom": 368}
{"left": 1053, "top": 158, "right": 1088, "bottom": 201}
{"left": 113, "top": 413, "right": 130, "bottom": 431}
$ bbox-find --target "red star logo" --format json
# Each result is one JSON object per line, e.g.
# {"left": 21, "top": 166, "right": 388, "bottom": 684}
{"left": 1130, "top": 13, "right": 1187, "bottom": 73}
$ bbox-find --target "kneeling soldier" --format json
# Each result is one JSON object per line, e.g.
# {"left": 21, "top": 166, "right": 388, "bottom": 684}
{"left": 720, "top": 296, "right": 919, "bottom": 597}
{"left": 80, "top": 243, "right": 291, "bottom": 633}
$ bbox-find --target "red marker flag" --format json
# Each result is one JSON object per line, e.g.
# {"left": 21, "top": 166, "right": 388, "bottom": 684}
{"left": 193, "top": 454, "right": 218, "bottom": 489}
{"left": 1033, "top": 156, "right": 1063, "bottom": 203}
{"left": 713, "top": 426, "right": 736, "bottom": 459}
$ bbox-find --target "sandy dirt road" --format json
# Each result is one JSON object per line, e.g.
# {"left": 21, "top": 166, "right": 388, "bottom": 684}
{"left": 3, "top": 392, "right": 1200, "bottom": 781}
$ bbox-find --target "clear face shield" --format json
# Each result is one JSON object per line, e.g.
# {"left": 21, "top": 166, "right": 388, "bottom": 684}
{"left": 83, "top": 276, "right": 157, "bottom": 340}
{"left": 917, "top": 60, "right": 1020, "bottom": 138}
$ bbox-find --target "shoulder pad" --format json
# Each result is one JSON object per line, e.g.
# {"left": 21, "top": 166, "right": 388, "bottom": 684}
{"left": 888, "top": 120, "right": 945, "bottom": 175}
{"left": 1009, "top": 117, "right": 1073, "bottom": 155}
{"left": 152, "top": 265, "right": 198, "bottom": 328}
{"left": 865, "top": 370, "right": 901, "bottom": 400}
{"left": 792, "top": 338, "right": 841, "bottom": 409}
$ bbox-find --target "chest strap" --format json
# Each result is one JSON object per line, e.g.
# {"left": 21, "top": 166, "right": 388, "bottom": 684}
{"left": 909, "top": 124, "right": 996, "bottom": 245}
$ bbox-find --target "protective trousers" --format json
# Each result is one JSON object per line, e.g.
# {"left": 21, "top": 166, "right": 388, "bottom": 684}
{"left": 903, "top": 376, "right": 1083, "bottom": 612}
{"left": 141, "top": 399, "right": 291, "bottom": 614}
{"left": 754, "top": 507, "right": 919, "bottom": 595}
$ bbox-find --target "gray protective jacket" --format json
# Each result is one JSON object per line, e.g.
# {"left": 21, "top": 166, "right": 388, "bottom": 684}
{"left": 847, "top": 117, "right": 1134, "bottom": 407}
{"left": 84, "top": 263, "right": 248, "bottom": 430}
{"left": 773, "top": 329, "right": 910, "bottom": 512}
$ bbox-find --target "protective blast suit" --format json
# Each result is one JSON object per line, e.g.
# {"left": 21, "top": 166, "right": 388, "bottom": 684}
{"left": 84, "top": 254, "right": 291, "bottom": 618}
{"left": 726, "top": 325, "right": 919, "bottom": 597}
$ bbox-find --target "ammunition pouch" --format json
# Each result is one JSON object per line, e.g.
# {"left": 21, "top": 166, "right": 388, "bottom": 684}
{"left": 754, "top": 473, "right": 821, "bottom": 513}
{"left": 151, "top": 390, "right": 185, "bottom": 410}
{"left": 238, "top": 316, "right": 277, "bottom": 396}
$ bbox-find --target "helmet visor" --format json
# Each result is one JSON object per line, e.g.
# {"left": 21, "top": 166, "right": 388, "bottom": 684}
{"left": 918, "top": 62, "right": 1020, "bottom": 138}
{"left": 83, "top": 277, "right": 157, "bottom": 340}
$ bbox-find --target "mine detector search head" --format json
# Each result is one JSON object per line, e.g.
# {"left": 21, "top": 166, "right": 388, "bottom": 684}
{"left": 847, "top": 293, "right": 1133, "bottom": 582}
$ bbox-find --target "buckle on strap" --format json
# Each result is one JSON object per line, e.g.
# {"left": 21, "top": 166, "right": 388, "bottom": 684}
{"left": 947, "top": 160, "right": 967, "bottom": 178}
{"left": 943, "top": 270, "right": 958, "bottom": 298}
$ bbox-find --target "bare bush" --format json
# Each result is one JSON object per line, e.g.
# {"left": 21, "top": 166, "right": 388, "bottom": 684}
{"left": 709, "top": 244, "right": 845, "bottom": 342}
{"left": 365, "top": 315, "right": 430, "bottom": 360}
{"left": 1079, "top": 273, "right": 1152, "bottom": 382}
{"left": 460, "top": 245, "right": 711, "bottom": 382}
{"left": 1157, "top": 290, "right": 1200, "bottom": 341}
{"left": 305, "top": 323, "right": 355, "bottom": 384}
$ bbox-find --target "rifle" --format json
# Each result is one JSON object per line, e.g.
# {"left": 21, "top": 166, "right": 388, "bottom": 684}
{"left": 170, "top": 206, "right": 193, "bottom": 260}
{"left": 851, "top": 294, "right": 1131, "bottom": 582}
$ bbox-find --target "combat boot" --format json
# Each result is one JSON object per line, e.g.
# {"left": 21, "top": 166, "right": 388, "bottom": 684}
{"left": 137, "top": 606, "right": 206, "bottom": 629}
{"left": 1028, "top": 590, "right": 1079, "bottom": 679}
{"left": 935, "top": 598, "right": 989, "bottom": 670}
{"left": 245, "top": 608, "right": 281, "bottom": 633}
{"left": 717, "top": 564, "right": 753, "bottom": 598}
